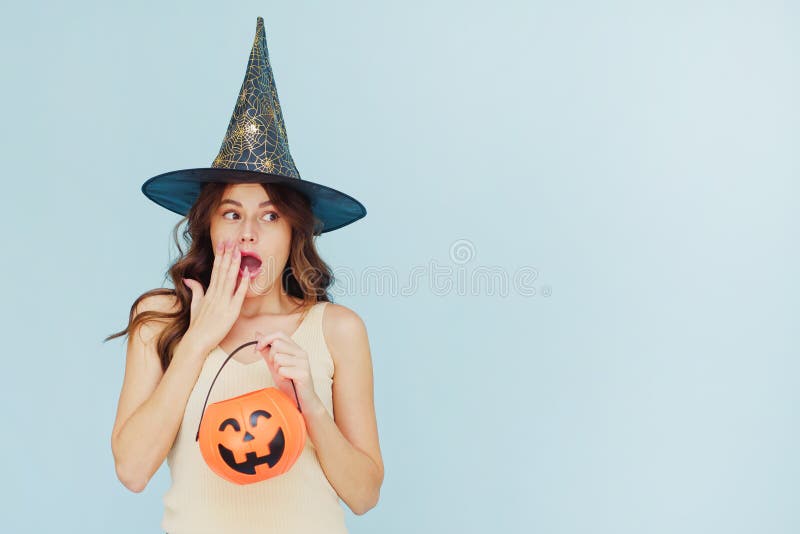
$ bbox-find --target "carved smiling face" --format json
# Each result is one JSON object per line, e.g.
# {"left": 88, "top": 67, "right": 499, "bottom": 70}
{"left": 217, "top": 409, "right": 285, "bottom": 474}
{"left": 198, "top": 388, "right": 308, "bottom": 485}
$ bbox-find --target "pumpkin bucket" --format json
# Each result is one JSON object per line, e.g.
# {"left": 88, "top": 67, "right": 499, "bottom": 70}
{"left": 194, "top": 340, "right": 307, "bottom": 485}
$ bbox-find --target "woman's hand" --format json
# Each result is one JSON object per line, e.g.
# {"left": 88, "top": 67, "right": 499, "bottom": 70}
{"left": 254, "top": 330, "right": 323, "bottom": 415}
{"left": 181, "top": 239, "right": 250, "bottom": 355}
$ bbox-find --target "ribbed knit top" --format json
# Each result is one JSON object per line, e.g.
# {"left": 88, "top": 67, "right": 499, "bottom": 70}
{"left": 161, "top": 301, "right": 349, "bottom": 534}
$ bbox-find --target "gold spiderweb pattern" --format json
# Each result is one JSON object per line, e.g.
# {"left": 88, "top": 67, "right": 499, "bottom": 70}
{"left": 211, "top": 17, "right": 301, "bottom": 180}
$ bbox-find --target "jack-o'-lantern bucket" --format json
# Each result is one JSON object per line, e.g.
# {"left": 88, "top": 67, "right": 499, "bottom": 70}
{"left": 194, "top": 340, "right": 307, "bottom": 485}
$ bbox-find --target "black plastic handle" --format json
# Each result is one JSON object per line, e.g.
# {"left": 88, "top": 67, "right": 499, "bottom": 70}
{"left": 194, "top": 340, "right": 302, "bottom": 441}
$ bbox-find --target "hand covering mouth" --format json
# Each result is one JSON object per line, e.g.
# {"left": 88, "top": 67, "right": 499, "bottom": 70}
{"left": 239, "top": 251, "right": 263, "bottom": 276}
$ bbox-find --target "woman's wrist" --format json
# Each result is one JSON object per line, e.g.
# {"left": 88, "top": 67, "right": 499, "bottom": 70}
{"left": 303, "top": 396, "right": 327, "bottom": 422}
{"left": 178, "top": 331, "right": 213, "bottom": 360}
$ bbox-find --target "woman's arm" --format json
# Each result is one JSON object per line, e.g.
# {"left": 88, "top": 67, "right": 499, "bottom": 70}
{"left": 110, "top": 294, "right": 209, "bottom": 492}
{"left": 305, "top": 303, "right": 384, "bottom": 515}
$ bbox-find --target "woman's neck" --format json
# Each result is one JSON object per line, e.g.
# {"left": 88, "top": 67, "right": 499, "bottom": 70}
{"left": 239, "top": 291, "right": 303, "bottom": 319}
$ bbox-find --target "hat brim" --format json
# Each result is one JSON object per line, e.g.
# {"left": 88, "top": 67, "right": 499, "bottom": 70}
{"left": 141, "top": 168, "right": 367, "bottom": 233}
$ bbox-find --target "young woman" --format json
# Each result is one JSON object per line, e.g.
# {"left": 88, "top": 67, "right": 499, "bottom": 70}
{"left": 105, "top": 17, "right": 381, "bottom": 532}
{"left": 107, "top": 181, "right": 382, "bottom": 533}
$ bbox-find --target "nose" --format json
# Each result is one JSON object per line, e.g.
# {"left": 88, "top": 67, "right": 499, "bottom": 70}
{"left": 239, "top": 221, "right": 257, "bottom": 243}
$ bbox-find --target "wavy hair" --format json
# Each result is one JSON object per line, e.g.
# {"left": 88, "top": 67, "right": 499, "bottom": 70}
{"left": 103, "top": 182, "right": 335, "bottom": 372}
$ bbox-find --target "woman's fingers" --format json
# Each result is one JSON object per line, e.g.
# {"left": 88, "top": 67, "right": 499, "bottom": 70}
{"left": 207, "top": 239, "right": 226, "bottom": 299}
{"left": 264, "top": 336, "right": 299, "bottom": 356}
{"left": 234, "top": 266, "right": 250, "bottom": 303}
{"left": 272, "top": 352, "right": 296, "bottom": 368}
{"left": 182, "top": 240, "right": 252, "bottom": 355}
{"left": 221, "top": 242, "right": 241, "bottom": 298}
{"left": 255, "top": 331, "right": 294, "bottom": 352}
{"left": 182, "top": 278, "right": 204, "bottom": 324}
{"left": 210, "top": 239, "right": 236, "bottom": 299}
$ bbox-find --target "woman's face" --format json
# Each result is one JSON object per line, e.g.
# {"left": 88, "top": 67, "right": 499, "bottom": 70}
{"left": 209, "top": 183, "right": 292, "bottom": 296}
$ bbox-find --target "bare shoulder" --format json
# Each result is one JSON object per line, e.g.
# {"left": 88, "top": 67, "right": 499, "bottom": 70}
{"left": 322, "top": 302, "right": 367, "bottom": 332}
{"left": 322, "top": 302, "right": 368, "bottom": 337}
{"left": 131, "top": 291, "right": 180, "bottom": 344}
{"left": 321, "top": 302, "right": 369, "bottom": 364}
{"left": 136, "top": 291, "right": 179, "bottom": 312}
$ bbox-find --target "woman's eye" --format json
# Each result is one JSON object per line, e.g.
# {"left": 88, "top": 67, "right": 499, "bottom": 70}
{"left": 222, "top": 210, "right": 279, "bottom": 222}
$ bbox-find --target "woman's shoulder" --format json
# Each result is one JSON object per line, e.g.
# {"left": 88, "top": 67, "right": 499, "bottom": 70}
{"left": 320, "top": 302, "right": 369, "bottom": 364}
{"left": 125, "top": 290, "right": 180, "bottom": 346}
{"left": 134, "top": 289, "right": 180, "bottom": 316}
{"left": 321, "top": 301, "right": 366, "bottom": 332}
{"left": 131, "top": 290, "right": 181, "bottom": 335}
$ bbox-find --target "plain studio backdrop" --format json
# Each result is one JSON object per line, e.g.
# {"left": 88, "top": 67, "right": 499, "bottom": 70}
{"left": 0, "top": 1, "right": 796, "bottom": 533}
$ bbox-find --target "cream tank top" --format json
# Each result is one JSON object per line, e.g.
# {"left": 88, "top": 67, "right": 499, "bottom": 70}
{"left": 161, "top": 301, "right": 349, "bottom": 534}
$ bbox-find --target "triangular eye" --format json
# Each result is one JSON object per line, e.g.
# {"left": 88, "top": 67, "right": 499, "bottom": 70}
{"left": 219, "top": 418, "right": 241, "bottom": 432}
{"left": 250, "top": 409, "right": 272, "bottom": 426}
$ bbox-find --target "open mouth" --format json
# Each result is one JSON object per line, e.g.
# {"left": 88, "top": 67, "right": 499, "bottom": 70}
{"left": 239, "top": 251, "right": 263, "bottom": 277}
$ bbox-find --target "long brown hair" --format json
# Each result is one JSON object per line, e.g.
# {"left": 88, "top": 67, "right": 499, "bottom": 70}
{"left": 103, "top": 182, "right": 335, "bottom": 372}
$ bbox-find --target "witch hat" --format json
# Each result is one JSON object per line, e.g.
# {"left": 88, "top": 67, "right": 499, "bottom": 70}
{"left": 141, "top": 17, "right": 366, "bottom": 233}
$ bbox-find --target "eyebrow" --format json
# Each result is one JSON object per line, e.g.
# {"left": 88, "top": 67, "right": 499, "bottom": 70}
{"left": 219, "top": 199, "right": 274, "bottom": 208}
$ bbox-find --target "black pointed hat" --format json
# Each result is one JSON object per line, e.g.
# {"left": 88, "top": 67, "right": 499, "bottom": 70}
{"left": 141, "top": 17, "right": 366, "bottom": 233}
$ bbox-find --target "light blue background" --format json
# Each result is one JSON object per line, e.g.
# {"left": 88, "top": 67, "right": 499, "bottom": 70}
{"left": 1, "top": 1, "right": 796, "bottom": 532}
